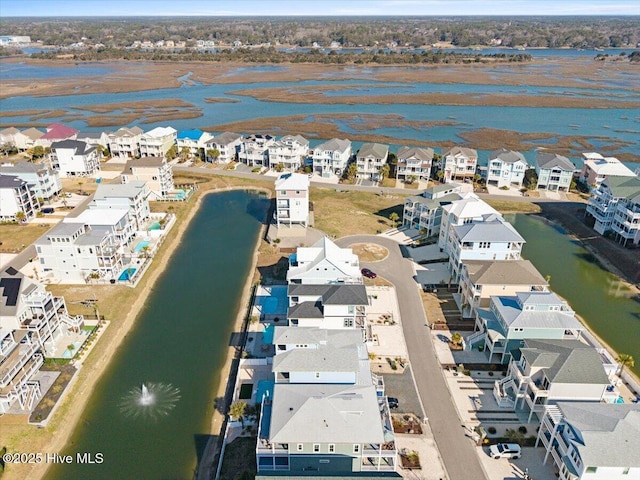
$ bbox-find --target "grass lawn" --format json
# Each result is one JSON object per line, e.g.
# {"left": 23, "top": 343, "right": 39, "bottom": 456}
{"left": 380, "top": 177, "right": 396, "bottom": 188}
{"left": 484, "top": 199, "right": 541, "bottom": 214}
{"left": 0, "top": 223, "right": 50, "bottom": 253}
{"left": 61, "top": 177, "right": 99, "bottom": 195}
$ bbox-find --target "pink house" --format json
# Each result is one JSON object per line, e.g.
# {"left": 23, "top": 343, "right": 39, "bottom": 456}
{"left": 39, "top": 123, "right": 79, "bottom": 147}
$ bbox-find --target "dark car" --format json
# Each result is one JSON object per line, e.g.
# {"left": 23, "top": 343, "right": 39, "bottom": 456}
{"left": 361, "top": 268, "right": 377, "bottom": 279}
{"left": 387, "top": 397, "right": 399, "bottom": 409}
{"left": 42, "top": 207, "right": 55, "bottom": 214}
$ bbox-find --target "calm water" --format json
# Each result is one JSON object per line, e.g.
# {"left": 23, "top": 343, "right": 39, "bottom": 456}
{"left": 47, "top": 190, "right": 269, "bottom": 480}
{"left": 508, "top": 214, "right": 640, "bottom": 377}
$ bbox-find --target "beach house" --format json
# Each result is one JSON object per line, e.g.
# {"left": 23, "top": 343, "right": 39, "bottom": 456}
{"left": 535, "top": 153, "right": 575, "bottom": 192}
{"left": 267, "top": 135, "right": 309, "bottom": 172}
{"left": 0, "top": 161, "right": 62, "bottom": 200}
{"left": 287, "top": 237, "right": 362, "bottom": 285}
{"left": 76, "top": 131, "right": 110, "bottom": 151}
{"left": 91, "top": 181, "right": 151, "bottom": 231}
{"left": 287, "top": 284, "right": 369, "bottom": 330}
{"left": 38, "top": 123, "right": 79, "bottom": 147}
{"left": 441, "top": 146, "right": 478, "bottom": 183}
{"left": 13, "top": 128, "right": 44, "bottom": 152}
{"left": 402, "top": 183, "right": 463, "bottom": 237}
{"left": 0, "top": 127, "right": 20, "bottom": 147}
{"left": 50, "top": 140, "right": 100, "bottom": 177}
{"left": 356, "top": 143, "right": 389, "bottom": 182}
{"left": 176, "top": 129, "right": 213, "bottom": 158}
{"left": 396, "top": 146, "right": 434, "bottom": 183}
{"left": 486, "top": 149, "right": 527, "bottom": 189}
{"left": 580, "top": 153, "right": 636, "bottom": 189}
{"left": 121, "top": 156, "right": 174, "bottom": 199}
{"left": 275, "top": 172, "right": 309, "bottom": 228}
{"left": 312, "top": 138, "right": 352, "bottom": 177}
{"left": 138, "top": 127, "right": 177, "bottom": 157}
{"left": 239, "top": 134, "right": 275, "bottom": 167}
{"left": 204, "top": 132, "right": 242, "bottom": 163}
{"left": 108, "top": 126, "right": 143, "bottom": 159}
{"left": 0, "top": 174, "right": 40, "bottom": 222}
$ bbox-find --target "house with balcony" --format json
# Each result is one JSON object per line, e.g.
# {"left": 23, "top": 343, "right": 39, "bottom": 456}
{"left": 493, "top": 340, "right": 611, "bottom": 422}
{"left": 0, "top": 329, "right": 42, "bottom": 414}
{"left": 441, "top": 146, "right": 478, "bottom": 183}
{"left": 448, "top": 219, "right": 525, "bottom": 282}
{"left": 77, "top": 131, "right": 110, "bottom": 150}
{"left": 287, "top": 284, "right": 369, "bottom": 330}
{"left": 268, "top": 135, "right": 309, "bottom": 171}
{"left": 396, "top": 146, "right": 433, "bottom": 183}
{"left": 0, "top": 174, "right": 40, "bottom": 221}
{"left": 0, "top": 161, "right": 62, "bottom": 200}
{"left": 535, "top": 153, "right": 575, "bottom": 192}
{"left": 38, "top": 123, "right": 79, "bottom": 147}
{"left": 356, "top": 143, "right": 389, "bottom": 182}
{"left": 204, "top": 132, "right": 242, "bottom": 163}
{"left": 122, "top": 156, "right": 174, "bottom": 199}
{"left": 275, "top": 172, "right": 309, "bottom": 228}
{"left": 13, "top": 127, "right": 44, "bottom": 151}
{"left": 580, "top": 153, "right": 637, "bottom": 189}
{"left": 138, "top": 127, "right": 177, "bottom": 157}
{"left": 472, "top": 292, "right": 585, "bottom": 364}
{"left": 312, "top": 138, "right": 352, "bottom": 177}
{"left": 287, "top": 237, "right": 362, "bottom": 285}
{"left": 0, "top": 127, "right": 20, "bottom": 147}
{"left": 402, "top": 183, "right": 463, "bottom": 237}
{"left": 438, "top": 193, "right": 501, "bottom": 255}
{"left": 458, "top": 259, "right": 548, "bottom": 318}
{"left": 536, "top": 403, "right": 640, "bottom": 480}
{"left": 108, "top": 126, "right": 143, "bottom": 159}
{"left": 176, "top": 129, "right": 213, "bottom": 158}
{"left": 91, "top": 181, "right": 150, "bottom": 231}
{"left": 586, "top": 176, "right": 640, "bottom": 247}
{"left": 239, "top": 134, "right": 275, "bottom": 167}
{"left": 64, "top": 208, "right": 135, "bottom": 246}
{"left": 35, "top": 222, "right": 124, "bottom": 283}
{"left": 486, "top": 149, "right": 527, "bottom": 189}
{"left": 50, "top": 140, "right": 100, "bottom": 177}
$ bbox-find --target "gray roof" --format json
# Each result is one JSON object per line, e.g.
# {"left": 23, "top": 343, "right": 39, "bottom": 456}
{"left": 520, "top": 339, "right": 609, "bottom": 385}
{"left": 0, "top": 174, "right": 27, "bottom": 189}
{"left": 602, "top": 175, "right": 640, "bottom": 200}
{"left": 74, "top": 227, "right": 111, "bottom": 246}
{"left": 287, "top": 284, "right": 368, "bottom": 305}
{"left": 268, "top": 383, "right": 384, "bottom": 444}
{"left": 94, "top": 181, "right": 147, "bottom": 199}
{"left": 0, "top": 127, "right": 20, "bottom": 136}
{"left": 281, "top": 134, "right": 309, "bottom": 146}
{"left": 287, "top": 301, "right": 324, "bottom": 319}
{"left": 314, "top": 138, "right": 351, "bottom": 153}
{"left": 453, "top": 220, "right": 525, "bottom": 243}
{"left": 397, "top": 146, "right": 434, "bottom": 162}
{"left": 406, "top": 192, "right": 460, "bottom": 210}
{"left": 463, "top": 260, "right": 546, "bottom": 286}
{"left": 37, "top": 222, "right": 84, "bottom": 240}
{"left": 110, "top": 126, "right": 143, "bottom": 137}
{"left": 357, "top": 143, "right": 389, "bottom": 160}
{"left": 125, "top": 157, "right": 166, "bottom": 168}
{"left": 272, "top": 327, "right": 329, "bottom": 345}
{"left": 490, "top": 148, "right": 527, "bottom": 164}
{"left": 210, "top": 131, "right": 242, "bottom": 145}
{"left": 443, "top": 146, "right": 477, "bottom": 159}
{"left": 535, "top": 153, "right": 574, "bottom": 171}
{"left": 490, "top": 293, "right": 583, "bottom": 331}
{"left": 77, "top": 131, "right": 105, "bottom": 140}
{"left": 0, "top": 161, "right": 48, "bottom": 174}
{"left": 21, "top": 128, "right": 44, "bottom": 140}
{"left": 556, "top": 402, "right": 640, "bottom": 468}
{"left": 51, "top": 139, "right": 95, "bottom": 154}
{"left": 423, "top": 182, "right": 462, "bottom": 196}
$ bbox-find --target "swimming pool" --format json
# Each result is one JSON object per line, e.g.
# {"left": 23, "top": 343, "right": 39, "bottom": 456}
{"left": 62, "top": 341, "right": 83, "bottom": 359}
{"left": 134, "top": 240, "right": 150, "bottom": 253}
{"left": 149, "top": 222, "right": 161, "bottom": 231}
{"left": 118, "top": 267, "right": 137, "bottom": 281}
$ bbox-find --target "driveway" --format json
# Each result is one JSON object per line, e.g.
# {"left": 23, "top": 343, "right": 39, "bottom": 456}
{"left": 337, "top": 235, "right": 488, "bottom": 480}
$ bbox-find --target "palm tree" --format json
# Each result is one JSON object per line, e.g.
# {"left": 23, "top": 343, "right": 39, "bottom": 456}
{"left": 616, "top": 353, "right": 634, "bottom": 377}
{"left": 229, "top": 400, "right": 247, "bottom": 426}
{"left": 380, "top": 163, "right": 390, "bottom": 181}
{"left": 451, "top": 332, "right": 463, "bottom": 346}
{"left": 389, "top": 212, "right": 400, "bottom": 227}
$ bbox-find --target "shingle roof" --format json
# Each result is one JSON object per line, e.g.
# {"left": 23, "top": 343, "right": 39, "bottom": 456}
{"left": 314, "top": 138, "right": 351, "bottom": 153}
{"left": 602, "top": 175, "right": 640, "bottom": 200}
{"left": 490, "top": 148, "right": 527, "bottom": 164}
{"left": 125, "top": 157, "right": 167, "bottom": 168}
{"left": 358, "top": 143, "right": 389, "bottom": 159}
{"left": 42, "top": 123, "right": 79, "bottom": 140}
{"left": 453, "top": 220, "right": 525, "bottom": 243}
{"left": 536, "top": 153, "right": 575, "bottom": 171}
{"left": 21, "top": 128, "right": 44, "bottom": 140}
{"left": 275, "top": 172, "right": 309, "bottom": 190}
{"left": 0, "top": 162, "right": 47, "bottom": 174}
{"left": 397, "top": 146, "right": 434, "bottom": 162}
{"left": 443, "top": 146, "right": 477, "bottom": 159}
{"left": 51, "top": 139, "right": 95, "bottom": 154}
{"left": 93, "top": 181, "right": 147, "bottom": 199}
{"left": 288, "top": 284, "right": 369, "bottom": 305}
{"left": 287, "top": 301, "right": 324, "bottom": 319}
{"left": 209, "top": 131, "right": 242, "bottom": 145}
{"left": 0, "top": 174, "right": 27, "bottom": 189}
{"left": 463, "top": 260, "right": 546, "bottom": 286}
{"left": 110, "top": 126, "right": 143, "bottom": 138}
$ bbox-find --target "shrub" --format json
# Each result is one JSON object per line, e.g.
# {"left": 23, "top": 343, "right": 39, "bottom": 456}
{"left": 518, "top": 426, "right": 527, "bottom": 435}
{"left": 488, "top": 426, "right": 497, "bottom": 435}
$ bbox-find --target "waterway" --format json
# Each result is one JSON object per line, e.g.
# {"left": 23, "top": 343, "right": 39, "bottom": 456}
{"left": 508, "top": 214, "right": 640, "bottom": 378}
{"left": 47, "top": 190, "right": 269, "bottom": 480}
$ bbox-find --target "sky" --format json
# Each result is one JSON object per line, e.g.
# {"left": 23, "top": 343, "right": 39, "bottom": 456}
{"left": 1, "top": 0, "right": 639, "bottom": 17}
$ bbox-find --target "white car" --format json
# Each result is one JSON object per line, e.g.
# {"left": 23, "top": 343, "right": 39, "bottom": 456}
{"left": 489, "top": 443, "right": 522, "bottom": 459}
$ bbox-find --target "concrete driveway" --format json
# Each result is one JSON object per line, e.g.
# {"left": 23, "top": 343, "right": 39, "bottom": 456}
{"left": 337, "top": 235, "right": 488, "bottom": 480}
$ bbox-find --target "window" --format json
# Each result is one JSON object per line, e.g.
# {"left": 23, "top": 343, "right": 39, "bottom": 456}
{"left": 297, "top": 444, "right": 303, "bottom": 451}
{"left": 479, "top": 242, "right": 491, "bottom": 249}
{"left": 344, "top": 318, "right": 354, "bottom": 327}
{"left": 328, "top": 444, "right": 335, "bottom": 453}
{"left": 353, "top": 444, "right": 360, "bottom": 453}
{"left": 313, "top": 444, "right": 320, "bottom": 453}
{"left": 315, "top": 372, "right": 320, "bottom": 378}
{"left": 586, "top": 467, "right": 597, "bottom": 473}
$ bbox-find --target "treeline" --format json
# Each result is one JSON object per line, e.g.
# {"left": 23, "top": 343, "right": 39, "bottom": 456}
{"left": 2, "top": 16, "right": 639, "bottom": 50}
{"left": 30, "top": 46, "right": 533, "bottom": 64}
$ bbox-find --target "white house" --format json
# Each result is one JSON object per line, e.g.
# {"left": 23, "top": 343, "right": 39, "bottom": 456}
{"left": 64, "top": 208, "right": 135, "bottom": 246}
{"left": 312, "top": 138, "right": 352, "bottom": 177}
{"left": 0, "top": 127, "right": 20, "bottom": 147}
{"left": 536, "top": 403, "right": 640, "bottom": 480}
{"left": 396, "top": 146, "right": 433, "bottom": 182}
{"left": 239, "top": 134, "right": 275, "bottom": 167}
{"left": 76, "top": 131, "right": 110, "bottom": 150}
{"left": 204, "top": 132, "right": 242, "bottom": 163}
{"left": 403, "top": 183, "right": 463, "bottom": 237}
{"left": 287, "top": 237, "right": 362, "bottom": 285}
{"left": 108, "top": 126, "right": 143, "bottom": 158}
{"left": 441, "top": 146, "right": 478, "bottom": 183}
{"left": 580, "top": 153, "right": 636, "bottom": 189}
{"left": 356, "top": 143, "right": 389, "bottom": 181}
{"left": 0, "top": 161, "right": 61, "bottom": 200}
{"left": 91, "top": 181, "right": 151, "bottom": 231}
{"left": 535, "top": 153, "right": 575, "bottom": 192}
{"left": 268, "top": 135, "right": 309, "bottom": 171}
{"left": 486, "top": 149, "right": 527, "bottom": 188}
{"left": 13, "top": 128, "right": 44, "bottom": 151}
{"left": 287, "top": 284, "right": 369, "bottom": 330}
{"left": 0, "top": 174, "right": 40, "bottom": 221}
{"left": 275, "top": 173, "right": 309, "bottom": 228}
{"left": 121, "top": 157, "right": 174, "bottom": 199}
{"left": 50, "top": 140, "right": 100, "bottom": 177}
{"left": 138, "top": 127, "right": 177, "bottom": 157}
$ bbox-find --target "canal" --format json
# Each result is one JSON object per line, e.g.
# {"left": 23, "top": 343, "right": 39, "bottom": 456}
{"left": 508, "top": 214, "right": 640, "bottom": 377}
{"left": 48, "top": 190, "right": 269, "bottom": 479}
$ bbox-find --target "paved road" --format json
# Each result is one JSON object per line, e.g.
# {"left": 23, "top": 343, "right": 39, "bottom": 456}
{"left": 337, "top": 235, "right": 488, "bottom": 480}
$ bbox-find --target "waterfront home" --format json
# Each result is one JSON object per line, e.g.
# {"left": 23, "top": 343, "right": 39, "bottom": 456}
{"left": 0, "top": 161, "right": 61, "bottom": 200}
{"left": 402, "top": 183, "right": 463, "bottom": 237}
{"left": 396, "top": 146, "right": 434, "bottom": 183}
{"left": 472, "top": 291, "right": 584, "bottom": 363}
{"left": 91, "top": 181, "right": 151, "bottom": 231}
{"left": 287, "top": 237, "right": 362, "bottom": 285}
{"left": 0, "top": 174, "right": 40, "bottom": 222}
{"left": 441, "top": 146, "right": 478, "bottom": 183}
{"left": 486, "top": 149, "right": 527, "bottom": 189}
{"left": 287, "top": 284, "right": 369, "bottom": 329}
{"left": 39, "top": 123, "right": 79, "bottom": 147}
{"left": 438, "top": 193, "right": 502, "bottom": 255}
{"left": 356, "top": 143, "right": 389, "bottom": 182}
{"left": 0, "top": 127, "right": 20, "bottom": 146}
{"left": 0, "top": 328, "right": 42, "bottom": 414}
{"left": 580, "top": 153, "right": 636, "bottom": 189}
{"left": 535, "top": 153, "right": 575, "bottom": 192}
{"left": 267, "top": 135, "right": 309, "bottom": 172}
{"left": 493, "top": 340, "right": 612, "bottom": 422}
{"left": 107, "top": 126, "right": 143, "bottom": 159}
{"left": 536, "top": 403, "right": 640, "bottom": 480}
{"left": 204, "top": 131, "right": 242, "bottom": 163}
{"left": 13, "top": 127, "right": 44, "bottom": 151}
{"left": 458, "top": 259, "right": 548, "bottom": 318}
{"left": 121, "top": 156, "right": 174, "bottom": 199}
{"left": 586, "top": 175, "right": 640, "bottom": 247}
{"left": 76, "top": 131, "right": 110, "bottom": 150}
{"left": 275, "top": 172, "right": 309, "bottom": 228}
{"left": 239, "top": 134, "right": 275, "bottom": 167}
{"left": 138, "top": 126, "right": 177, "bottom": 157}
{"left": 50, "top": 140, "right": 100, "bottom": 177}
{"left": 448, "top": 219, "right": 525, "bottom": 281}
{"left": 176, "top": 129, "right": 213, "bottom": 158}
{"left": 65, "top": 208, "right": 135, "bottom": 246}
{"left": 35, "top": 222, "right": 123, "bottom": 283}
{"left": 311, "top": 138, "right": 352, "bottom": 177}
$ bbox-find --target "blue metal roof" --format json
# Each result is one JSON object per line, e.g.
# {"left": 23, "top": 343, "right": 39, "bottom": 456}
{"left": 177, "top": 129, "right": 203, "bottom": 140}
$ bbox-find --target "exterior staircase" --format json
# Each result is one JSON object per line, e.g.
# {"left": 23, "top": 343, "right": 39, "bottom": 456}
{"left": 464, "top": 330, "right": 485, "bottom": 351}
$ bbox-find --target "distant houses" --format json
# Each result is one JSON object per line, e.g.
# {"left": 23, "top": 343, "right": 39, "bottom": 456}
{"left": 139, "top": 126, "right": 177, "bottom": 157}
{"left": 403, "top": 183, "right": 463, "bottom": 236}
{"left": 396, "top": 146, "right": 433, "bottom": 183}
{"left": 204, "top": 131, "right": 242, "bottom": 163}
{"left": 108, "top": 126, "right": 144, "bottom": 159}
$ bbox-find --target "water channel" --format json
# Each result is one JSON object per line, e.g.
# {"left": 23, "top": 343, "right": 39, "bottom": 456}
{"left": 47, "top": 190, "right": 269, "bottom": 479}
{"left": 509, "top": 214, "right": 640, "bottom": 377}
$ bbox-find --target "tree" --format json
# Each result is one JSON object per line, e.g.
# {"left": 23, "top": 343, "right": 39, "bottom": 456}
{"left": 179, "top": 146, "right": 191, "bottom": 161}
{"left": 451, "top": 332, "right": 463, "bottom": 345}
{"left": 344, "top": 162, "right": 358, "bottom": 183}
{"left": 504, "top": 428, "right": 525, "bottom": 444}
{"left": 31, "top": 145, "right": 45, "bottom": 160}
{"left": 616, "top": 353, "right": 634, "bottom": 376}
{"left": 166, "top": 145, "right": 178, "bottom": 160}
{"left": 229, "top": 400, "right": 247, "bottom": 426}
{"left": 380, "top": 163, "right": 390, "bottom": 181}
{"left": 389, "top": 212, "right": 400, "bottom": 227}
{"left": 436, "top": 170, "right": 444, "bottom": 182}
{"left": 407, "top": 175, "right": 417, "bottom": 185}
{"left": 15, "top": 211, "right": 26, "bottom": 222}
{"left": 206, "top": 148, "right": 220, "bottom": 162}
{"left": 275, "top": 162, "right": 284, "bottom": 172}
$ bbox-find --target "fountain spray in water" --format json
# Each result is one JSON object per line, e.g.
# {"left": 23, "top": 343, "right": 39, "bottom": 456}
{"left": 119, "top": 382, "right": 180, "bottom": 420}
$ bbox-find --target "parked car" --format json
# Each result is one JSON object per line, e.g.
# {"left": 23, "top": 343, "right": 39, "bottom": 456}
{"left": 387, "top": 397, "right": 399, "bottom": 409}
{"left": 489, "top": 443, "right": 521, "bottom": 459}
{"left": 42, "top": 207, "right": 55, "bottom": 214}
{"left": 361, "top": 268, "right": 377, "bottom": 279}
